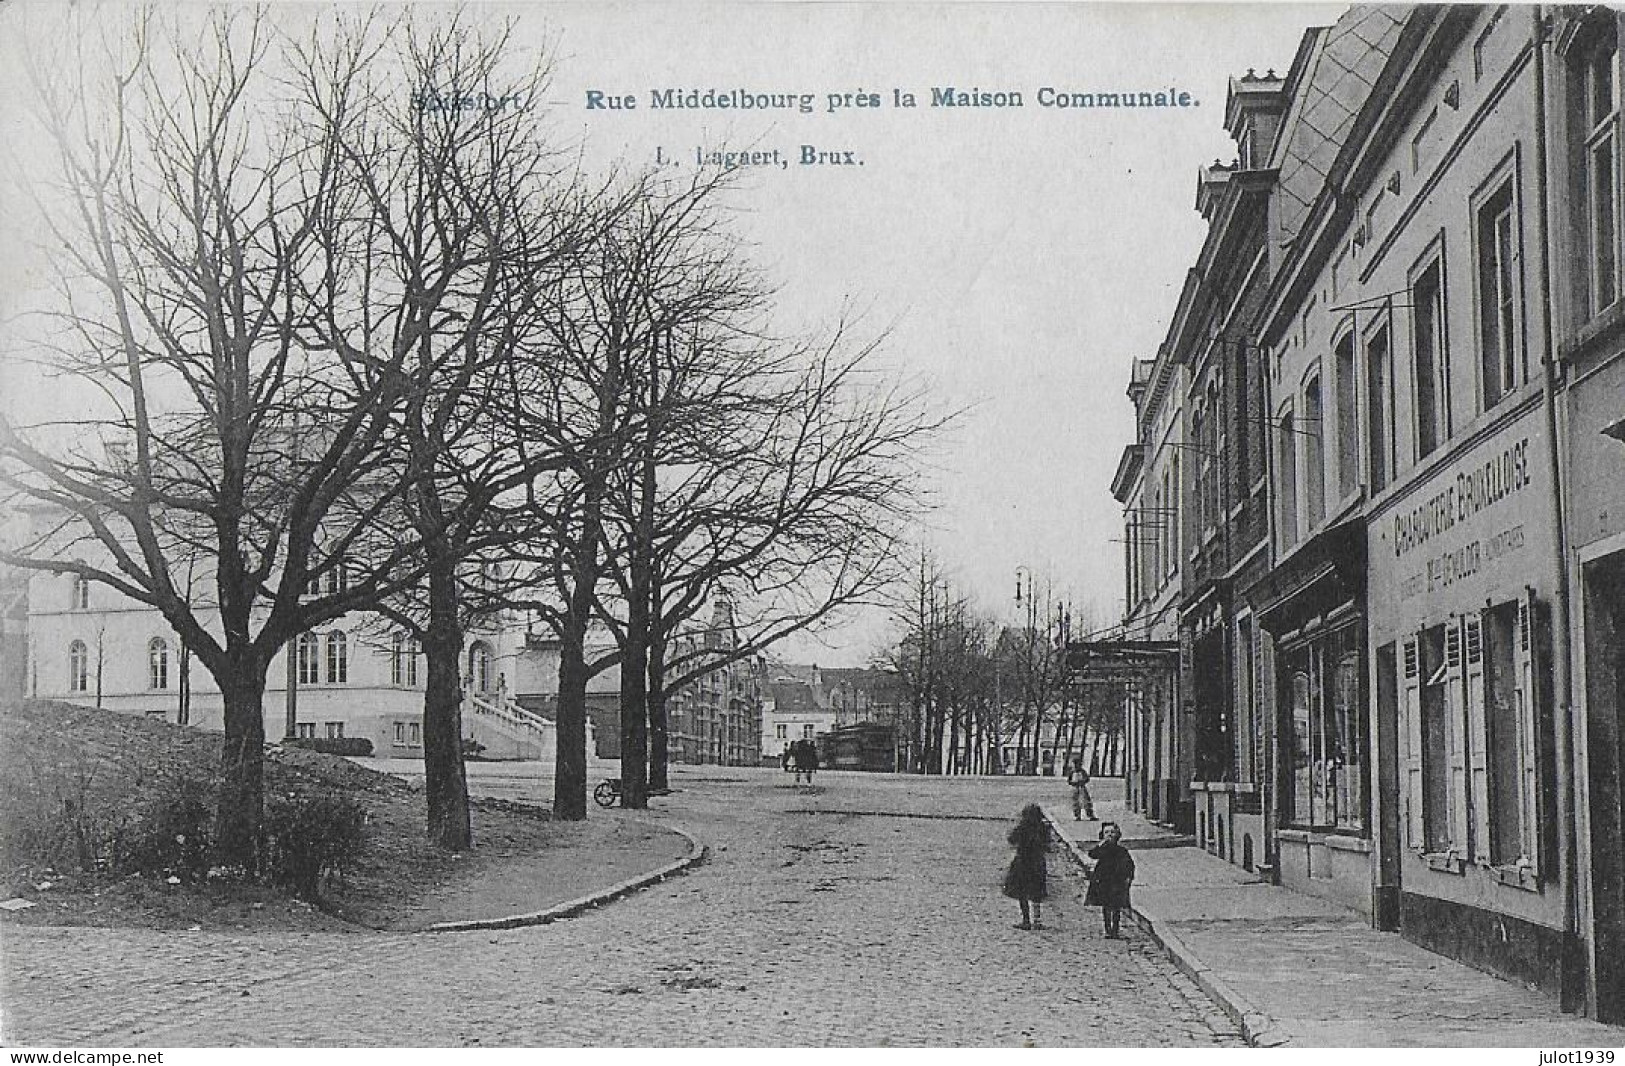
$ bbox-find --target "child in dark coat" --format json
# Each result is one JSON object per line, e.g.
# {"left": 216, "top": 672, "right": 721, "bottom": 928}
{"left": 1084, "top": 821, "right": 1135, "bottom": 938}
{"left": 1002, "top": 803, "right": 1049, "bottom": 930}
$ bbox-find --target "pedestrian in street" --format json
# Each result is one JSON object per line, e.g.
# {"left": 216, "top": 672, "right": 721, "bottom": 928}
{"left": 1002, "top": 803, "right": 1049, "bottom": 930}
{"left": 1066, "top": 760, "right": 1095, "bottom": 821}
{"left": 799, "top": 739, "right": 819, "bottom": 784}
{"left": 1084, "top": 821, "right": 1135, "bottom": 939}
{"left": 781, "top": 744, "right": 793, "bottom": 775}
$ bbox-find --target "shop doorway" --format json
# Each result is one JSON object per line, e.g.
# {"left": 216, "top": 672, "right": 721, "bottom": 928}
{"left": 1374, "top": 640, "right": 1402, "bottom": 932}
{"left": 1582, "top": 552, "right": 1625, "bottom": 1023}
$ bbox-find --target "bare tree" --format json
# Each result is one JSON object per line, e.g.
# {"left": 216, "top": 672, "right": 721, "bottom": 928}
{"left": 284, "top": 10, "right": 602, "bottom": 848}
{"left": 0, "top": 10, "right": 434, "bottom": 867}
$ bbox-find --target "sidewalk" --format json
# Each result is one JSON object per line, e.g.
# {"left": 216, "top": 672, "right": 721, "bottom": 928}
{"left": 1047, "top": 804, "right": 1623, "bottom": 1047}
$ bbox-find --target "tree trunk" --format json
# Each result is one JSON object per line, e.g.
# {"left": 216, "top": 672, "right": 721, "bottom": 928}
{"left": 214, "top": 665, "right": 267, "bottom": 870}
{"left": 648, "top": 626, "right": 670, "bottom": 791}
{"left": 553, "top": 499, "right": 602, "bottom": 820}
{"left": 617, "top": 564, "right": 649, "bottom": 810}
{"left": 422, "top": 562, "right": 472, "bottom": 849}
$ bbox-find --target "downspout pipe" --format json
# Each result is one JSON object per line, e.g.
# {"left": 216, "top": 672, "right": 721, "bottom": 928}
{"left": 1531, "top": 3, "right": 1583, "bottom": 1014}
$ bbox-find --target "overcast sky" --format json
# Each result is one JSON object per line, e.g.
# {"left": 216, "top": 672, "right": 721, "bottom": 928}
{"left": 0, "top": 1, "right": 1341, "bottom": 666}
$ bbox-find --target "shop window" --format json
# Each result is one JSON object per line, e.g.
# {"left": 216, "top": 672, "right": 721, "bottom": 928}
{"left": 297, "top": 632, "right": 320, "bottom": 686}
{"left": 1331, "top": 635, "right": 1365, "bottom": 832}
{"left": 1287, "top": 654, "right": 1313, "bottom": 825}
{"left": 1477, "top": 180, "right": 1523, "bottom": 408}
{"left": 148, "top": 637, "right": 169, "bottom": 691}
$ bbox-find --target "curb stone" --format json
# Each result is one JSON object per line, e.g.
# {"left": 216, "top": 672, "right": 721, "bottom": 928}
{"left": 422, "top": 818, "right": 708, "bottom": 933}
{"left": 1041, "top": 807, "right": 1285, "bottom": 1048}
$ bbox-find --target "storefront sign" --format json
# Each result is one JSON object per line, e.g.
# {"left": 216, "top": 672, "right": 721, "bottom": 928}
{"left": 1374, "top": 425, "right": 1547, "bottom": 610}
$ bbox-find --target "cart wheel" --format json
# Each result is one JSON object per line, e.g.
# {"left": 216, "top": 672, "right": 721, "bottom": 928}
{"left": 593, "top": 781, "right": 619, "bottom": 808}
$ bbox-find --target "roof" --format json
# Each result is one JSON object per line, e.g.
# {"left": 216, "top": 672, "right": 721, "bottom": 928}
{"left": 766, "top": 681, "right": 817, "bottom": 712}
{"left": 1269, "top": 6, "right": 1407, "bottom": 249}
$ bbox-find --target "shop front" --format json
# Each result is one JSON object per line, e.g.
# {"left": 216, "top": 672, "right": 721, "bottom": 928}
{"left": 1248, "top": 516, "right": 1370, "bottom": 914}
{"left": 1367, "top": 402, "right": 1572, "bottom": 997}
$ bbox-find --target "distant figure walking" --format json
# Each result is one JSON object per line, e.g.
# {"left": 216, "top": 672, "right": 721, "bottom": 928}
{"left": 781, "top": 744, "right": 793, "bottom": 773}
{"left": 792, "top": 738, "right": 819, "bottom": 784}
{"left": 1084, "top": 821, "right": 1135, "bottom": 939}
{"left": 1066, "top": 760, "right": 1095, "bottom": 821}
{"left": 1001, "top": 803, "right": 1050, "bottom": 930}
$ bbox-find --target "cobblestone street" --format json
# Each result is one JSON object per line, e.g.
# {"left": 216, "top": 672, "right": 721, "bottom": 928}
{"left": 0, "top": 770, "right": 1240, "bottom": 1046}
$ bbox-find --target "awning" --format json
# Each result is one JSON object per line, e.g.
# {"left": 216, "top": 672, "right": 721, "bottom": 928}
{"left": 1063, "top": 639, "right": 1180, "bottom": 683}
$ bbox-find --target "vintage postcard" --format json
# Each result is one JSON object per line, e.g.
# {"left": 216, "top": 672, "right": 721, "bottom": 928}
{"left": 1, "top": 0, "right": 1623, "bottom": 1054}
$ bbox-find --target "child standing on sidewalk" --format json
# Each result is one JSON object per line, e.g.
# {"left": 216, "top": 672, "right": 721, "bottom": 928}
{"left": 1001, "top": 803, "right": 1049, "bottom": 930}
{"left": 1066, "top": 761, "right": 1095, "bottom": 821}
{"left": 1084, "top": 821, "right": 1135, "bottom": 938}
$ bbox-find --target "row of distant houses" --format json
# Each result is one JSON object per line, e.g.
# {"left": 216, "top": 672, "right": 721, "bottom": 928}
{"left": 1092, "top": 5, "right": 1625, "bottom": 1023}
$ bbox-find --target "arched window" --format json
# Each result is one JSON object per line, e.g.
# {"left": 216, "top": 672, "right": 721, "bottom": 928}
{"left": 468, "top": 641, "right": 492, "bottom": 693}
{"left": 391, "top": 631, "right": 406, "bottom": 686}
{"left": 148, "top": 637, "right": 169, "bottom": 690}
{"left": 68, "top": 640, "right": 88, "bottom": 692}
{"left": 326, "top": 631, "right": 348, "bottom": 685}
{"left": 297, "top": 632, "right": 320, "bottom": 685}
{"left": 71, "top": 575, "right": 90, "bottom": 610}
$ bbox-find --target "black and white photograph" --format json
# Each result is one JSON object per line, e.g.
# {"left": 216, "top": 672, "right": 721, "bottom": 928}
{"left": 2, "top": 0, "right": 1625, "bottom": 1052}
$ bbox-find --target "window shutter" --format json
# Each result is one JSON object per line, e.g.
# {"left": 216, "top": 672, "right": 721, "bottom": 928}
{"left": 1515, "top": 589, "right": 1542, "bottom": 870}
{"left": 1464, "top": 614, "right": 1489, "bottom": 863}
{"left": 1402, "top": 634, "right": 1424, "bottom": 849}
{"left": 1444, "top": 618, "right": 1469, "bottom": 851}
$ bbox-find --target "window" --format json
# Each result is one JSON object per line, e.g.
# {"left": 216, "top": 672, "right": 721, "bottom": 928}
{"left": 468, "top": 641, "right": 492, "bottom": 694}
{"left": 1277, "top": 407, "right": 1298, "bottom": 548}
{"left": 802, "top": 724, "right": 814, "bottom": 738}
{"left": 1580, "top": 26, "right": 1621, "bottom": 317}
{"left": 1482, "top": 596, "right": 1545, "bottom": 869}
{"left": 1366, "top": 324, "right": 1393, "bottom": 493}
{"left": 296, "top": 722, "right": 317, "bottom": 739}
{"left": 71, "top": 575, "right": 90, "bottom": 610}
{"left": 1411, "top": 107, "right": 1438, "bottom": 173}
{"left": 1478, "top": 180, "right": 1523, "bottom": 408}
{"left": 1417, "top": 625, "right": 1452, "bottom": 853}
{"left": 305, "top": 557, "right": 348, "bottom": 597}
{"left": 395, "top": 722, "right": 408, "bottom": 744}
{"left": 410, "top": 722, "right": 421, "bottom": 745}
{"left": 1192, "top": 404, "right": 1208, "bottom": 535}
{"left": 1334, "top": 333, "right": 1360, "bottom": 499}
{"left": 325, "top": 630, "right": 348, "bottom": 685}
{"left": 148, "top": 638, "right": 169, "bottom": 691}
{"left": 68, "top": 640, "right": 88, "bottom": 692}
{"left": 1281, "top": 627, "right": 1365, "bottom": 830}
{"left": 297, "top": 632, "right": 320, "bottom": 685}
{"left": 1303, "top": 376, "right": 1325, "bottom": 530}
{"left": 325, "top": 721, "right": 345, "bottom": 739}
{"left": 1412, "top": 256, "right": 1448, "bottom": 460}
{"left": 775, "top": 724, "right": 788, "bottom": 739}
{"left": 390, "top": 631, "right": 418, "bottom": 687}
